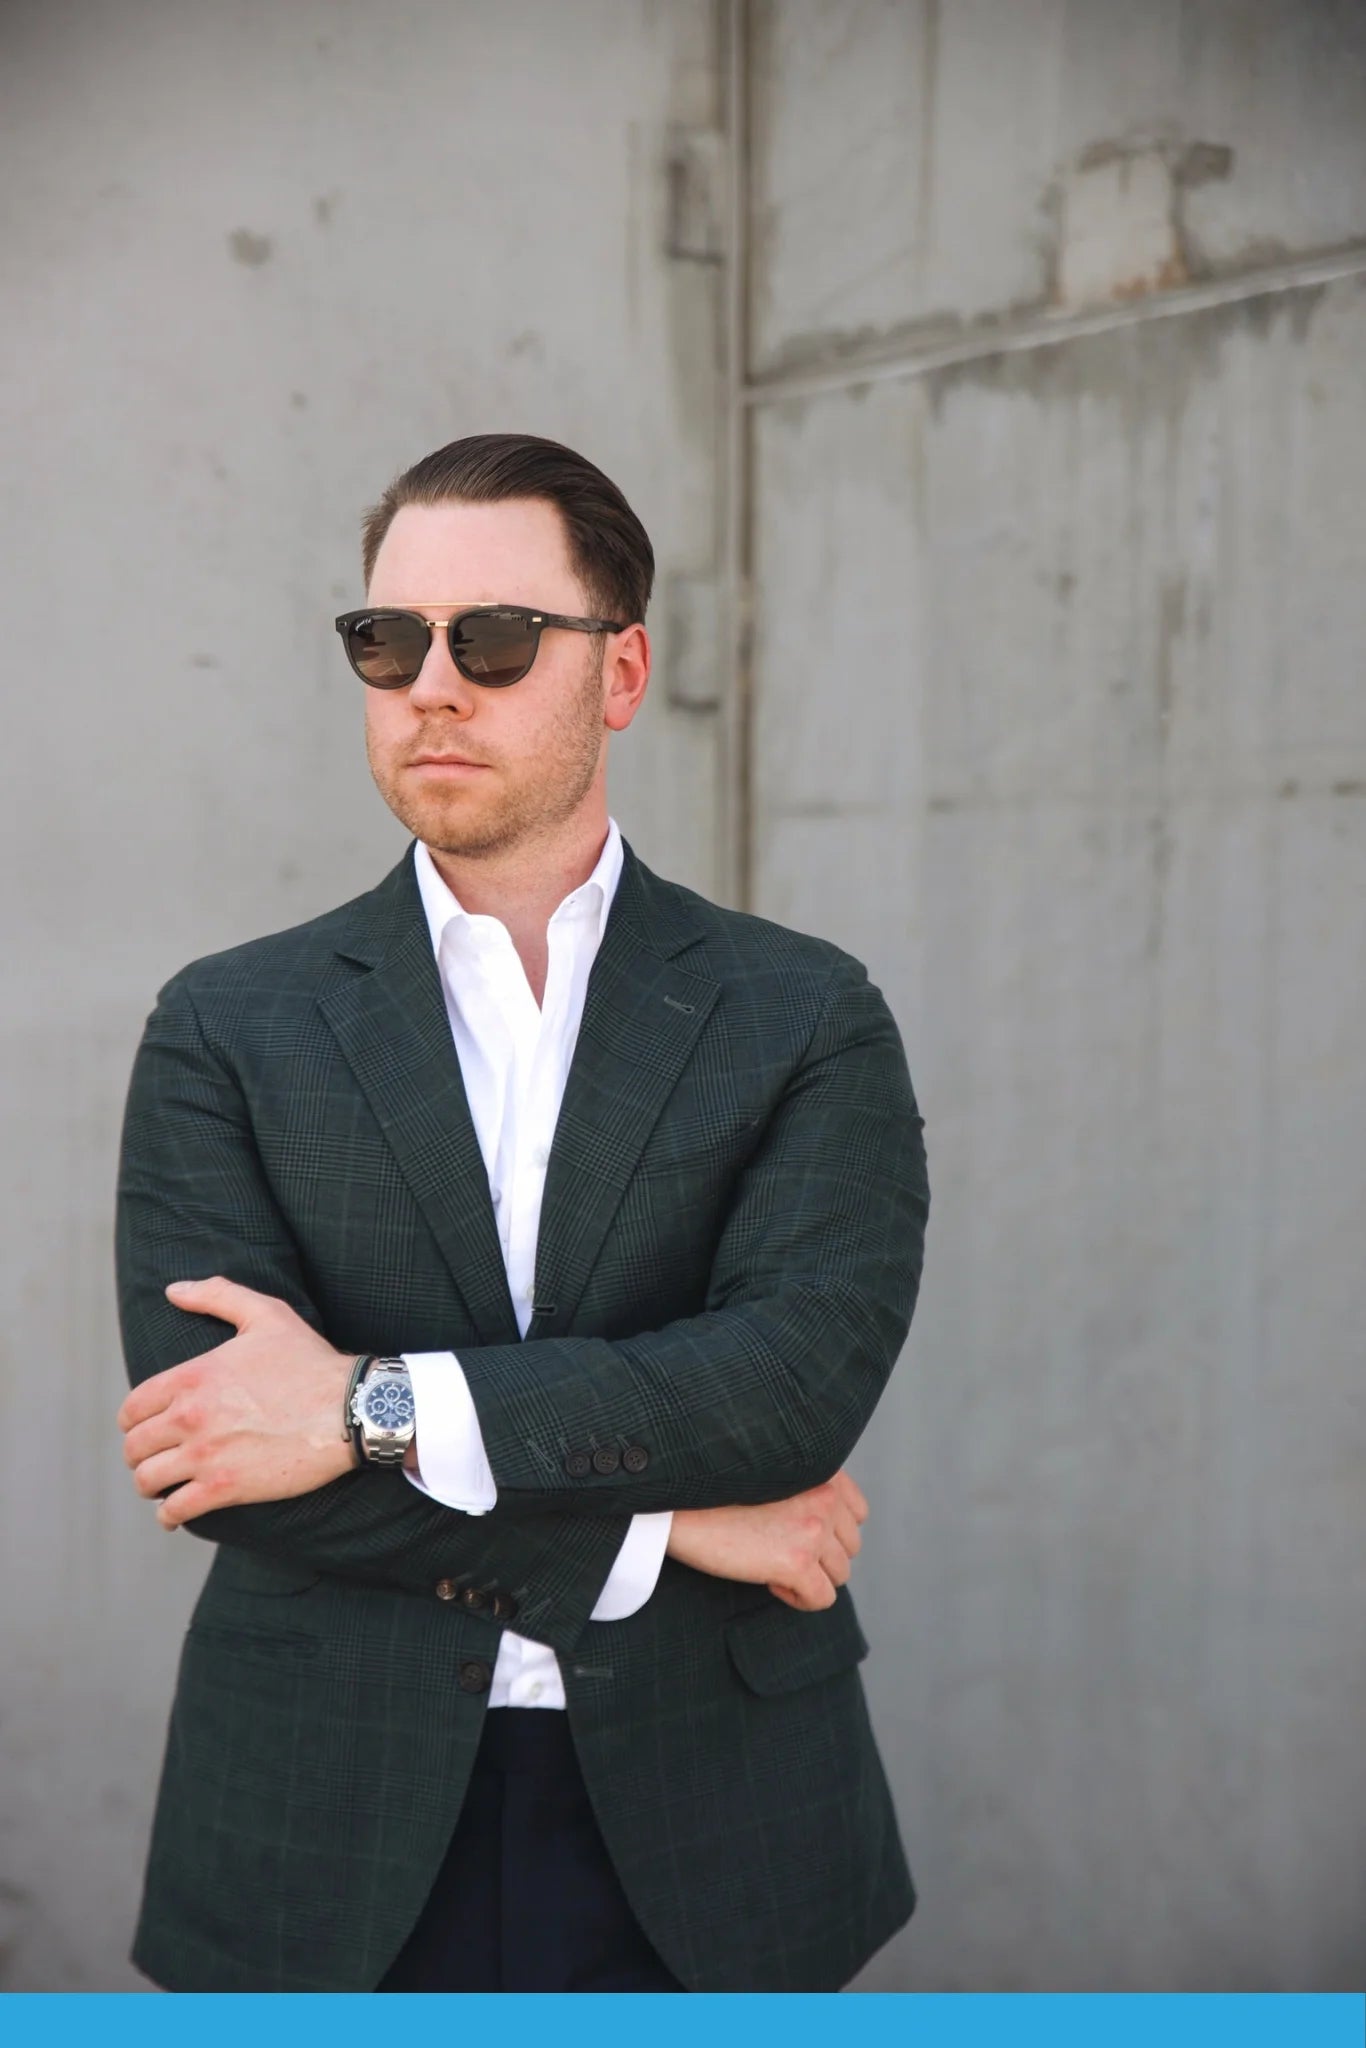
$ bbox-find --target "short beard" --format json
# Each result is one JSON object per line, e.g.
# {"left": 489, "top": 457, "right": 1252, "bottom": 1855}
{"left": 370, "top": 640, "right": 606, "bottom": 861}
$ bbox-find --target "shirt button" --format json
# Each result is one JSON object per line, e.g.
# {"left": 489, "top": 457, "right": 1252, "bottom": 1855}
{"left": 435, "top": 1579, "right": 458, "bottom": 1601}
{"left": 527, "top": 1682, "right": 543, "bottom": 1701}
{"left": 531, "top": 1144, "right": 550, "bottom": 1169}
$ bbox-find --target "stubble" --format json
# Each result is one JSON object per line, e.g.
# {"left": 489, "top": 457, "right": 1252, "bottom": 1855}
{"left": 366, "top": 641, "right": 607, "bottom": 860}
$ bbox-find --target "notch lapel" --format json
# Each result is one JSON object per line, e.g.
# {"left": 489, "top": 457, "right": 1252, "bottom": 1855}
{"left": 317, "top": 851, "right": 519, "bottom": 1345}
{"left": 531, "top": 848, "right": 719, "bottom": 1335}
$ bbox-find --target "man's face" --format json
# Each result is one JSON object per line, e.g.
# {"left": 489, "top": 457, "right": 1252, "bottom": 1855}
{"left": 362, "top": 497, "right": 615, "bottom": 858}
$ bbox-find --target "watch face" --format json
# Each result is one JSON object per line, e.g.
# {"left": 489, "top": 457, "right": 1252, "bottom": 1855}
{"left": 362, "top": 1376, "right": 415, "bottom": 1432}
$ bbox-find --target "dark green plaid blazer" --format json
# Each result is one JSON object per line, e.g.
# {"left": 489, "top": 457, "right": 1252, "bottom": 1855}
{"left": 116, "top": 837, "right": 929, "bottom": 1992}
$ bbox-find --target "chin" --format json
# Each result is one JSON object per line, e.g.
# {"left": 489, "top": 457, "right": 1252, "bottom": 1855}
{"left": 391, "top": 784, "right": 487, "bottom": 841}
{"left": 414, "top": 800, "right": 518, "bottom": 859}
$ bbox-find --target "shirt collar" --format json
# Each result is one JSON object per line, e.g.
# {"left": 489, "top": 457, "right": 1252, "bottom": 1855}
{"left": 412, "top": 817, "right": 624, "bottom": 959}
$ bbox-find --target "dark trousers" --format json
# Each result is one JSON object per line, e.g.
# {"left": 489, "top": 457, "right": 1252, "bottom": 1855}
{"left": 376, "top": 1706, "right": 686, "bottom": 1992}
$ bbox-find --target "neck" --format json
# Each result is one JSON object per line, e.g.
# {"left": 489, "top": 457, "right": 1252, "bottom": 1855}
{"left": 423, "top": 805, "right": 612, "bottom": 1003}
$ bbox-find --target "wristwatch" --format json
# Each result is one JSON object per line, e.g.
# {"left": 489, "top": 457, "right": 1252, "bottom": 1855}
{"left": 345, "top": 1355, "right": 416, "bottom": 1467}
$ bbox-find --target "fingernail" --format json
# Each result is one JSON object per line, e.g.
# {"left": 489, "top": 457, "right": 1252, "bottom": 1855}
{"left": 166, "top": 1280, "right": 193, "bottom": 1294}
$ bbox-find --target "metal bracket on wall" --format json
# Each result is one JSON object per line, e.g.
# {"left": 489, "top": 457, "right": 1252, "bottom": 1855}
{"left": 667, "top": 126, "right": 727, "bottom": 264}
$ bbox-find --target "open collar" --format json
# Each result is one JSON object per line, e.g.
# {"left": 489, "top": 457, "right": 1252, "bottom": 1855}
{"left": 319, "top": 835, "right": 719, "bottom": 1342}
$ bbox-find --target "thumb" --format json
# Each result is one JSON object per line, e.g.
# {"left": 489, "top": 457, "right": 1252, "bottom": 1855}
{"left": 164, "top": 1274, "right": 266, "bottom": 1329}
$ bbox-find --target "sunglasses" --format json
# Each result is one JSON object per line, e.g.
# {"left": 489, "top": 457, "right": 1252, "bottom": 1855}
{"left": 334, "top": 604, "right": 624, "bottom": 690}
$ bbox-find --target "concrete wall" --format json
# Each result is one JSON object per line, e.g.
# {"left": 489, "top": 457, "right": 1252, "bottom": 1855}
{"left": 743, "top": 0, "right": 1366, "bottom": 1993}
{"left": 0, "top": 0, "right": 726, "bottom": 1988}
{"left": 3, "top": 0, "right": 1364, "bottom": 1996}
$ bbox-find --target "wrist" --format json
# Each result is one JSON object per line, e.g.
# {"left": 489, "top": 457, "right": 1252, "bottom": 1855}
{"left": 664, "top": 1508, "right": 702, "bottom": 1561}
{"left": 341, "top": 1352, "right": 372, "bottom": 1464}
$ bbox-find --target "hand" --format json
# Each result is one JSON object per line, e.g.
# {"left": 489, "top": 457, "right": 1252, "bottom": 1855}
{"left": 665, "top": 1469, "right": 869, "bottom": 1611}
{"left": 116, "top": 1277, "right": 359, "bottom": 1529}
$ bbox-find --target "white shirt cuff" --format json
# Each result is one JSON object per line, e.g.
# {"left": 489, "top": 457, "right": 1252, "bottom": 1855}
{"left": 402, "top": 1351, "right": 496, "bottom": 1514}
{"left": 590, "top": 1510, "right": 673, "bottom": 1621}
{"left": 401, "top": 1352, "right": 671, "bottom": 1619}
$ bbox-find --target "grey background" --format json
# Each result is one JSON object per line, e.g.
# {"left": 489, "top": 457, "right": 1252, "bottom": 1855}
{"left": 2, "top": 0, "right": 1363, "bottom": 1992}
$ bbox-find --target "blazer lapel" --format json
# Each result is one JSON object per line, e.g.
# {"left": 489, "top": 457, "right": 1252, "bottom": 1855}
{"left": 317, "top": 849, "right": 519, "bottom": 1345}
{"left": 531, "top": 845, "right": 719, "bottom": 1336}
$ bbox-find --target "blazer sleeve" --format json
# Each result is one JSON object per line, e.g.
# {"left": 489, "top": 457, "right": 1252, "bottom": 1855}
{"left": 114, "top": 974, "right": 635, "bottom": 1658}
{"left": 454, "top": 948, "right": 930, "bottom": 1517}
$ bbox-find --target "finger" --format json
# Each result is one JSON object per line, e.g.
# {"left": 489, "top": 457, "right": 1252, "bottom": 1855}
{"left": 116, "top": 1369, "right": 181, "bottom": 1434}
{"left": 834, "top": 1470, "right": 869, "bottom": 1523}
{"left": 793, "top": 1558, "right": 837, "bottom": 1609}
{"left": 767, "top": 1581, "right": 825, "bottom": 1612}
{"left": 818, "top": 1538, "right": 851, "bottom": 1589}
{"left": 130, "top": 1444, "right": 198, "bottom": 1501}
{"left": 832, "top": 1505, "right": 863, "bottom": 1559}
{"left": 156, "top": 1478, "right": 216, "bottom": 1529}
{"left": 832, "top": 1469, "right": 868, "bottom": 1521}
{"left": 123, "top": 1411, "right": 186, "bottom": 1469}
{"left": 164, "top": 1275, "right": 267, "bottom": 1330}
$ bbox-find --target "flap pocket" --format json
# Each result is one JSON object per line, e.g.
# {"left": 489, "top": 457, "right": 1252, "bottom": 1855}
{"left": 725, "top": 1586, "right": 870, "bottom": 1696}
{"left": 211, "top": 1546, "right": 321, "bottom": 1597}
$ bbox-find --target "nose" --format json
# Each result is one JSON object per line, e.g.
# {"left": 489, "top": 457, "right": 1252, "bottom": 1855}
{"left": 406, "top": 619, "right": 477, "bottom": 718}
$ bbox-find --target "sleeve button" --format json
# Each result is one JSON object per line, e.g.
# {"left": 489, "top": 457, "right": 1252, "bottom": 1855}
{"left": 591, "top": 1445, "right": 621, "bottom": 1474}
{"left": 435, "top": 1578, "right": 458, "bottom": 1601}
{"left": 490, "top": 1590, "right": 519, "bottom": 1621}
{"left": 564, "top": 1449, "right": 592, "bottom": 1478}
{"left": 460, "top": 1585, "right": 488, "bottom": 1612}
{"left": 622, "top": 1444, "right": 650, "bottom": 1473}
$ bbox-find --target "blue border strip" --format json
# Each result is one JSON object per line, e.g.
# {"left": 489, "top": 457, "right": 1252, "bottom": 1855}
{"left": 3, "top": 1990, "right": 1363, "bottom": 2045}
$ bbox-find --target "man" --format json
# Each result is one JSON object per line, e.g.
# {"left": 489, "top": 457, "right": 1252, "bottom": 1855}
{"left": 115, "top": 432, "right": 929, "bottom": 1993}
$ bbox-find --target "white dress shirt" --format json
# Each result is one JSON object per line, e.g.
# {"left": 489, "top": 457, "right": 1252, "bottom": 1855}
{"left": 401, "top": 817, "right": 673, "bottom": 1709}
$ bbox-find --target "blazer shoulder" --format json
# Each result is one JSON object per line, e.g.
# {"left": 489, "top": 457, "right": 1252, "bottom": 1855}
{"left": 633, "top": 856, "right": 869, "bottom": 994}
{"left": 151, "top": 849, "right": 414, "bottom": 1014}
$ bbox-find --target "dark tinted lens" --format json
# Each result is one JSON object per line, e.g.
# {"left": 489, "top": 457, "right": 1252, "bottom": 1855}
{"left": 451, "top": 610, "right": 538, "bottom": 686}
{"left": 345, "top": 612, "right": 428, "bottom": 687}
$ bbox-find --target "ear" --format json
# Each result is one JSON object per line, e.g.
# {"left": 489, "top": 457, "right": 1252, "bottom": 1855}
{"left": 603, "top": 622, "right": 651, "bottom": 732}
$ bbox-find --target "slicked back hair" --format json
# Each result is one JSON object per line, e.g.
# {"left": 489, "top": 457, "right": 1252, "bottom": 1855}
{"left": 360, "top": 432, "right": 655, "bottom": 627}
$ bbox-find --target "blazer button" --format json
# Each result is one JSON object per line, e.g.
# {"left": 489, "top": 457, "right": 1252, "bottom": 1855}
{"left": 564, "top": 1449, "right": 592, "bottom": 1478}
{"left": 458, "top": 1659, "right": 492, "bottom": 1693}
{"left": 460, "top": 1586, "right": 488, "bottom": 1612}
{"left": 622, "top": 1444, "right": 650, "bottom": 1473}
{"left": 435, "top": 1579, "right": 458, "bottom": 1601}
{"left": 591, "top": 1445, "right": 620, "bottom": 1474}
{"left": 490, "top": 1590, "right": 519, "bottom": 1621}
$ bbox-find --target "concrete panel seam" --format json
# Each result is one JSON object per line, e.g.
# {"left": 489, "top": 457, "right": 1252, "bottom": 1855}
{"left": 741, "top": 244, "right": 1366, "bottom": 408}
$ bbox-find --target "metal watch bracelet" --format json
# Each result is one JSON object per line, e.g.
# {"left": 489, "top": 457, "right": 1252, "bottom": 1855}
{"left": 342, "top": 1352, "right": 375, "bottom": 1466}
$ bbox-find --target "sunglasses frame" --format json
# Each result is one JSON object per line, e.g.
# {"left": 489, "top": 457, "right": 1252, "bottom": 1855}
{"left": 333, "top": 603, "right": 626, "bottom": 689}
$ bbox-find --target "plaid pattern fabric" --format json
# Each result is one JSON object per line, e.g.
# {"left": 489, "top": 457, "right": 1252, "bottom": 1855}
{"left": 116, "top": 839, "right": 930, "bottom": 1992}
